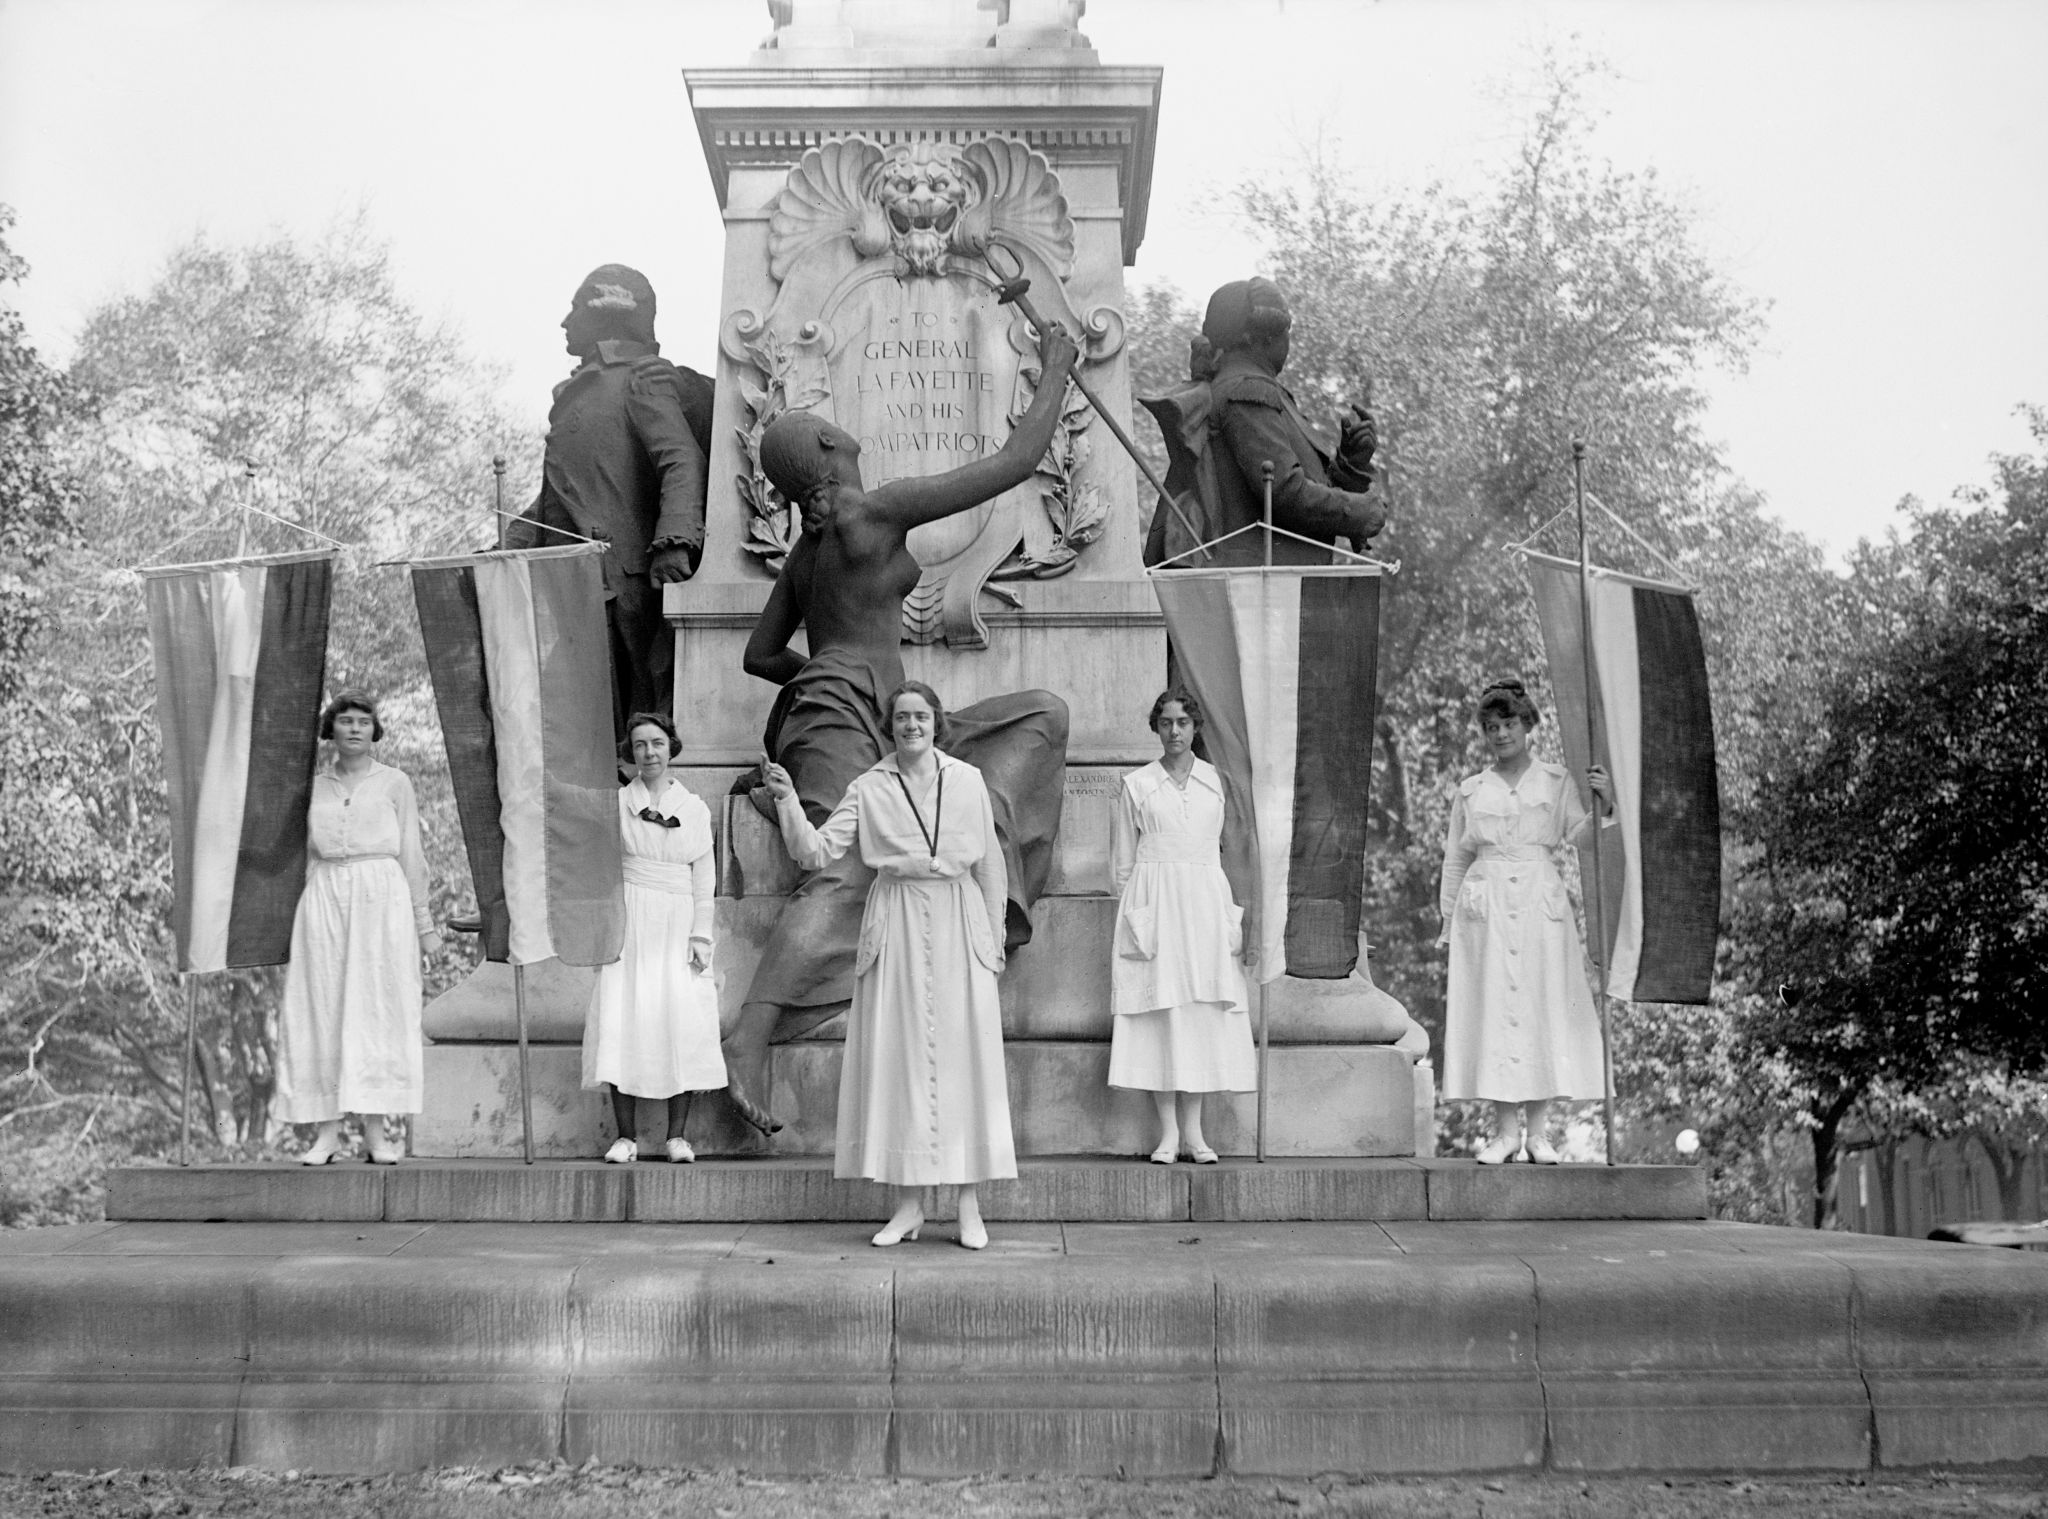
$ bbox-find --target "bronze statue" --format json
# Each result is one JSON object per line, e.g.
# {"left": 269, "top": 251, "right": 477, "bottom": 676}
{"left": 505, "top": 265, "right": 714, "bottom": 730}
{"left": 721, "top": 322, "right": 1084, "bottom": 1132}
{"left": 1142, "top": 277, "right": 1383, "bottom": 567}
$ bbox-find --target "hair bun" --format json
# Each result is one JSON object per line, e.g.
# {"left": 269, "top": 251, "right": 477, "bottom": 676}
{"left": 1483, "top": 678, "right": 1527, "bottom": 696}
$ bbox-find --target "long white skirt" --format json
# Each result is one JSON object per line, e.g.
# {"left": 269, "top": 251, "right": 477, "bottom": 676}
{"left": 1441, "top": 857, "right": 1605, "bottom": 1102}
{"left": 1109, "top": 1002, "right": 1257, "bottom": 1092}
{"left": 582, "top": 880, "right": 727, "bottom": 1098}
{"left": 274, "top": 857, "right": 423, "bottom": 1122}
{"left": 837, "top": 874, "right": 1016, "bottom": 1187}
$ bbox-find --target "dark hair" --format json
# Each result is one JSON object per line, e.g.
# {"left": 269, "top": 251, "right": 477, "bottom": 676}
{"left": 1477, "top": 678, "right": 1541, "bottom": 727}
{"left": 882, "top": 680, "right": 949, "bottom": 748}
{"left": 320, "top": 690, "right": 384, "bottom": 743}
{"left": 1149, "top": 687, "right": 1204, "bottom": 733}
{"left": 572, "top": 263, "right": 657, "bottom": 346}
{"left": 760, "top": 410, "right": 859, "bottom": 504}
{"left": 618, "top": 710, "right": 681, "bottom": 763}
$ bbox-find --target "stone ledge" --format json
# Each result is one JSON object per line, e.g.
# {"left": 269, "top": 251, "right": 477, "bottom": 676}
{"left": 1427, "top": 1161, "right": 1708, "bottom": 1221}
{"left": 107, "top": 1162, "right": 386, "bottom": 1222}
{"left": 103, "top": 1157, "right": 1706, "bottom": 1224}
{"left": 5, "top": 1229, "right": 2046, "bottom": 1476}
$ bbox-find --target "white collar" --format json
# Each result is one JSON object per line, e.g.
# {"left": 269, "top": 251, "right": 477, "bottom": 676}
{"left": 1139, "top": 756, "right": 1220, "bottom": 796}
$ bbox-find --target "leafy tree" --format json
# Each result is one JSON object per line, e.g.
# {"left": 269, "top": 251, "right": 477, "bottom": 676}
{"left": 1129, "top": 53, "right": 1837, "bottom": 1172}
{"left": 1737, "top": 408, "right": 2048, "bottom": 1226}
{"left": 0, "top": 221, "right": 530, "bottom": 1222}
{"left": 0, "top": 205, "right": 91, "bottom": 1220}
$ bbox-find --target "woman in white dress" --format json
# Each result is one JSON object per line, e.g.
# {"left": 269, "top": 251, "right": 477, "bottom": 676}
{"left": 583, "top": 711, "right": 725, "bottom": 1164}
{"left": 763, "top": 680, "right": 1014, "bottom": 1250}
{"left": 1109, "top": 689, "right": 1255, "bottom": 1164}
{"left": 1438, "top": 679, "right": 1613, "bottom": 1164}
{"left": 276, "top": 692, "right": 440, "bottom": 1165}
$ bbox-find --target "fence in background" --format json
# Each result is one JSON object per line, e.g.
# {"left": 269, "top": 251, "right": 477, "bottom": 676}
{"left": 1835, "top": 1134, "right": 2045, "bottom": 1238}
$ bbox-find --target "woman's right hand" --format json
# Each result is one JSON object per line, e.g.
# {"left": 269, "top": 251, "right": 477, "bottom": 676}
{"left": 1037, "top": 323, "right": 1080, "bottom": 381}
{"left": 760, "top": 759, "right": 795, "bottom": 802}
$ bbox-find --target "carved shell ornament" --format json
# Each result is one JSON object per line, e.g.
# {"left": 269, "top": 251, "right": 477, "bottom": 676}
{"left": 734, "top": 135, "right": 1113, "bottom": 645}
{"left": 767, "top": 137, "right": 1076, "bottom": 283}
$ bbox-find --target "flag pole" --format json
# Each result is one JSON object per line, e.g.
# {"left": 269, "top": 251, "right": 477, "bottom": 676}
{"left": 236, "top": 460, "right": 256, "bottom": 559}
{"left": 501, "top": 454, "right": 536, "bottom": 1167}
{"left": 177, "top": 974, "right": 200, "bottom": 1166}
{"left": 1255, "top": 460, "right": 1276, "bottom": 1164}
{"left": 492, "top": 454, "right": 508, "bottom": 552}
{"left": 513, "top": 962, "right": 536, "bottom": 1165}
{"left": 1572, "top": 438, "right": 1618, "bottom": 1167}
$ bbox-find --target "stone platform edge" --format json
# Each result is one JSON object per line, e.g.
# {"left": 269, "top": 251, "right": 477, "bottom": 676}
{"left": 3, "top": 1243, "right": 2044, "bottom": 1476}
{"left": 104, "top": 1157, "right": 1707, "bottom": 1224}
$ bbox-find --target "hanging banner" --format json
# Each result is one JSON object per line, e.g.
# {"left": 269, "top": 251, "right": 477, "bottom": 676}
{"left": 1147, "top": 563, "right": 1383, "bottom": 983}
{"left": 1521, "top": 549, "right": 1721, "bottom": 1004}
{"left": 409, "top": 543, "right": 623, "bottom": 967}
{"left": 143, "top": 550, "right": 335, "bottom": 973}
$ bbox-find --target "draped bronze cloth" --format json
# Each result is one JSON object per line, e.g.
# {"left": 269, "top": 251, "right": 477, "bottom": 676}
{"left": 741, "top": 647, "right": 1068, "bottom": 1013}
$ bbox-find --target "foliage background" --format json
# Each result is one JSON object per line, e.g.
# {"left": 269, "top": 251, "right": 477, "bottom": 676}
{"left": 2, "top": 52, "right": 2039, "bottom": 1230}
{"left": 0, "top": 216, "right": 534, "bottom": 1223}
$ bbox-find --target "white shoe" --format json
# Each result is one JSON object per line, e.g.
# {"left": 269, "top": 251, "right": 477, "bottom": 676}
{"left": 872, "top": 1204, "right": 924, "bottom": 1247}
{"left": 604, "top": 1137, "right": 638, "bottom": 1164}
{"left": 365, "top": 1116, "right": 403, "bottom": 1165}
{"left": 957, "top": 1192, "right": 989, "bottom": 1251}
{"left": 300, "top": 1123, "right": 344, "bottom": 1166}
{"left": 1475, "top": 1134, "right": 1518, "bottom": 1166}
{"left": 665, "top": 1137, "right": 696, "bottom": 1164}
{"left": 1524, "top": 1135, "right": 1561, "bottom": 1165}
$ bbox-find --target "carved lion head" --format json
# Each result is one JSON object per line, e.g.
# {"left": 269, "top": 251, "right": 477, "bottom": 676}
{"left": 871, "top": 144, "right": 973, "bottom": 277}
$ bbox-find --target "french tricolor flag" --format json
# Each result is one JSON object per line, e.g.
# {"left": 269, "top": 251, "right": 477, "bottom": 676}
{"left": 1523, "top": 551, "right": 1721, "bottom": 1004}
{"left": 409, "top": 543, "right": 623, "bottom": 967}
{"left": 1148, "top": 563, "right": 1384, "bottom": 982}
{"left": 144, "top": 551, "right": 335, "bottom": 974}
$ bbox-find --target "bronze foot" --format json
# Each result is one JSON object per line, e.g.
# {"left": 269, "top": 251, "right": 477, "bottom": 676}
{"left": 725, "top": 1080, "right": 783, "bottom": 1136}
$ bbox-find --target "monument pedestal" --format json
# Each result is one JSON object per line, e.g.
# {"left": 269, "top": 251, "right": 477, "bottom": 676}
{"left": 413, "top": 1040, "right": 1431, "bottom": 1162}
{"left": 418, "top": 779, "right": 1436, "bottom": 1160}
{"left": 416, "top": 5, "right": 1433, "bottom": 1161}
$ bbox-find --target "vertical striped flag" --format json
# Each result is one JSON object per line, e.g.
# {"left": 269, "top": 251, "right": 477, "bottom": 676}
{"left": 143, "top": 551, "right": 334, "bottom": 973}
{"left": 1522, "top": 550, "right": 1721, "bottom": 1004}
{"left": 410, "top": 543, "right": 623, "bottom": 967}
{"left": 1148, "top": 564, "right": 1383, "bottom": 982}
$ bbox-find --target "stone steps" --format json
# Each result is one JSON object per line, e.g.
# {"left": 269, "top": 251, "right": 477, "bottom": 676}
{"left": 5, "top": 1213, "right": 2044, "bottom": 1476}
{"left": 104, "top": 1157, "right": 1707, "bottom": 1224}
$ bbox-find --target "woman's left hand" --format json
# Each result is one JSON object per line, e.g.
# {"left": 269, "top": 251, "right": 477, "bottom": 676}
{"left": 760, "top": 759, "right": 796, "bottom": 802}
{"left": 689, "top": 937, "right": 712, "bottom": 974}
{"left": 419, "top": 926, "right": 443, "bottom": 953}
{"left": 1586, "top": 764, "right": 1614, "bottom": 808}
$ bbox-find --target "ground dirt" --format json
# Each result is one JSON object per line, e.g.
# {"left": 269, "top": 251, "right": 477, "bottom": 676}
{"left": 1, "top": 1467, "right": 2044, "bottom": 1519}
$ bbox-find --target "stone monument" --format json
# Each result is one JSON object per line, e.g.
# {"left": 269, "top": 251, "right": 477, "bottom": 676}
{"left": 413, "top": 0, "right": 1433, "bottom": 1159}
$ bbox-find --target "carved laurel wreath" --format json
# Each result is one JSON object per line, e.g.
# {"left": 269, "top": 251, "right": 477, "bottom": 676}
{"left": 732, "top": 331, "right": 820, "bottom": 574}
{"left": 993, "top": 372, "right": 1107, "bottom": 581}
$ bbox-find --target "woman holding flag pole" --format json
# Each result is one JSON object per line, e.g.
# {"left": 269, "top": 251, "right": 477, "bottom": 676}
{"left": 1437, "top": 679, "right": 1613, "bottom": 1165}
{"left": 274, "top": 691, "right": 440, "bottom": 1165}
